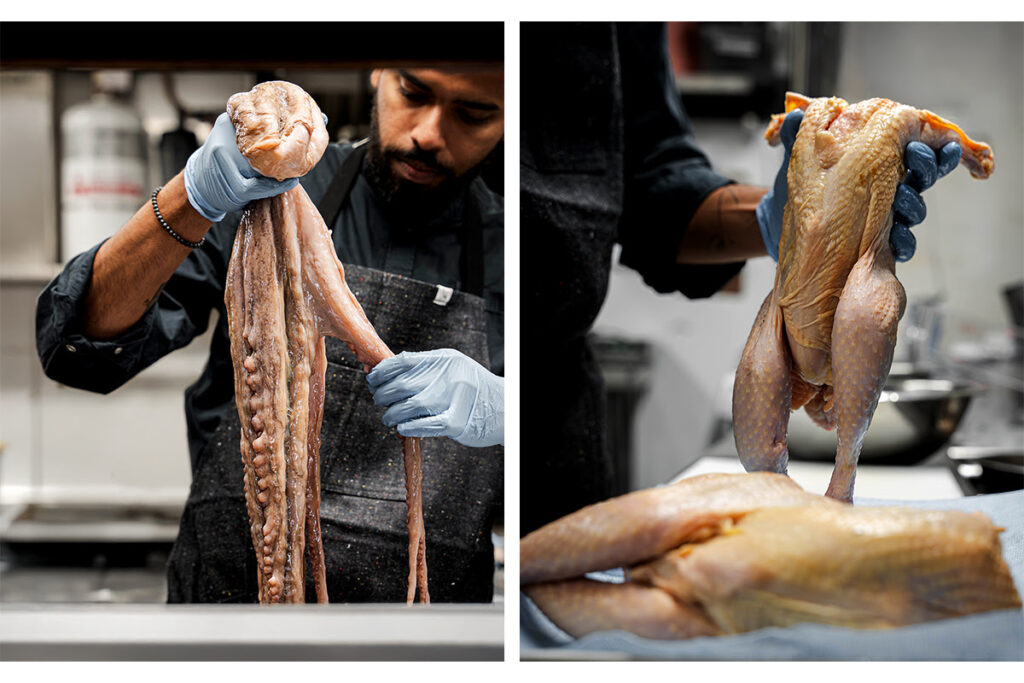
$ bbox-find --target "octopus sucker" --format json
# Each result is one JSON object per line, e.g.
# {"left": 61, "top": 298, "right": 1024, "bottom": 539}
{"left": 224, "top": 81, "right": 429, "bottom": 604}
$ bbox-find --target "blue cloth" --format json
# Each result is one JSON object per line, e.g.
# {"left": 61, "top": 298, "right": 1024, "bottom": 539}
{"left": 521, "top": 490, "right": 1024, "bottom": 660}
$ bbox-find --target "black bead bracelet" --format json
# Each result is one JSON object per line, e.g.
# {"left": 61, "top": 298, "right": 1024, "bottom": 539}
{"left": 152, "top": 186, "right": 205, "bottom": 249}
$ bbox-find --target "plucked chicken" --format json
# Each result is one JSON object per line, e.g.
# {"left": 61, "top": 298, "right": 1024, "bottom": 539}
{"left": 522, "top": 473, "right": 1020, "bottom": 639}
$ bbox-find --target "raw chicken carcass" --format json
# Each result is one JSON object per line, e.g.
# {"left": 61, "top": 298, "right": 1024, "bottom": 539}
{"left": 225, "top": 81, "right": 428, "bottom": 604}
{"left": 521, "top": 473, "right": 1021, "bottom": 640}
{"left": 733, "top": 93, "right": 995, "bottom": 501}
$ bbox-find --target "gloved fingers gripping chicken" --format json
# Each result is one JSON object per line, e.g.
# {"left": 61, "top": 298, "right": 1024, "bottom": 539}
{"left": 224, "top": 80, "right": 428, "bottom": 604}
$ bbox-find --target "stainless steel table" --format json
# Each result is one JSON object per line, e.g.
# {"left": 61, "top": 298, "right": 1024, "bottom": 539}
{"left": 0, "top": 602, "right": 503, "bottom": 660}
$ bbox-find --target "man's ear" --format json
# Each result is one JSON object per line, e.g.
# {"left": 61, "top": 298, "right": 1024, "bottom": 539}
{"left": 370, "top": 69, "right": 382, "bottom": 90}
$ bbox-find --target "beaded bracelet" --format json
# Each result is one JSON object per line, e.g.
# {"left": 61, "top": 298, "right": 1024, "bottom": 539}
{"left": 152, "top": 186, "right": 205, "bottom": 249}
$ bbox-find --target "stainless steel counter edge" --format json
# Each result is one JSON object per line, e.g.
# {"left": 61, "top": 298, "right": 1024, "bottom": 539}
{"left": 0, "top": 603, "right": 504, "bottom": 661}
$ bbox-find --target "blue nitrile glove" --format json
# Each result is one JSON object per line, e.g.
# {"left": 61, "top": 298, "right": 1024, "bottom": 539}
{"left": 889, "top": 140, "right": 961, "bottom": 261}
{"left": 755, "top": 109, "right": 803, "bottom": 262}
{"left": 367, "top": 349, "right": 504, "bottom": 448}
{"left": 755, "top": 110, "right": 962, "bottom": 263}
{"left": 183, "top": 112, "right": 300, "bottom": 222}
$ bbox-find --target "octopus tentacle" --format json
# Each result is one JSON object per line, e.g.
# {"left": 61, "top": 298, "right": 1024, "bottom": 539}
{"left": 403, "top": 435, "right": 429, "bottom": 603}
{"left": 225, "top": 81, "right": 430, "bottom": 605}
{"left": 305, "top": 337, "right": 329, "bottom": 602}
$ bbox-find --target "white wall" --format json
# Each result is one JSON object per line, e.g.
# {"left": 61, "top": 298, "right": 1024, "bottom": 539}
{"left": 837, "top": 22, "right": 1023, "bottom": 351}
{"left": 594, "top": 22, "right": 1024, "bottom": 490}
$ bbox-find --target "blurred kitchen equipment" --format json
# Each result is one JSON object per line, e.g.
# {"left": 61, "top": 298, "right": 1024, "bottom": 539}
{"left": 947, "top": 446, "right": 1024, "bottom": 495}
{"left": 669, "top": 22, "right": 787, "bottom": 118}
{"left": 904, "top": 294, "right": 945, "bottom": 370}
{"left": 667, "top": 22, "right": 842, "bottom": 119}
{"left": 158, "top": 74, "right": 198, "bottom": 183}
{"left": 1004, "top": 281, "right": 1024, "bottom": 334}
{"left": 1003, "top": 280, "right": 1024, "bottom": 367}
{"left": 591, "top": 335, "right": 651, "bottom": 495}
{"left": 1, "top": 503, "right": 181, "bottom": 543}
{"left": 60, "top": 70, "right": 148, "bottom": 262}
{"left": 787, "top": 377, "right": 980, "bottom": 465}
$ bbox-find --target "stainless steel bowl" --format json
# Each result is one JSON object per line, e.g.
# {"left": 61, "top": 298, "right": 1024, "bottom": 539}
{"left": 787, "top": 377, "right": 980, "bottom": 465}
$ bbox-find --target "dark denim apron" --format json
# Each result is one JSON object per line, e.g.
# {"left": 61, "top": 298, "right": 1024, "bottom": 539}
{"left": 519, "top": 23, "right": 624, "bottom": 535}
{"left": 167, "top": 146, "right": 502, "bottom": 602}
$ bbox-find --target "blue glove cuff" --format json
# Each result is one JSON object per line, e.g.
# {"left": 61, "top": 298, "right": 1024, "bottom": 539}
{"left": 453, "top": 374, "right": 505, "bottom": 448}
{"left": 756, "top": 194, "right": 780, "bottom": 262}
{"left": 184, "top": 150, "right": 227, "bottom": 223}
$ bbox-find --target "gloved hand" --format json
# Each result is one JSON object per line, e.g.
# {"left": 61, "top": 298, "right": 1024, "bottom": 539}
{"left": 183, "top": 112, "right": 300, "bottom": 222}
{"left": 889, "top": 140, "right": 961, "bottom": 261}
{"left": 367, "top": 349, "right": 504, "bottom": 448}
{"left": 755, "top": 109, "right": 962, "bottom": 262}
{"left": 755, "top": 109, "right": 802, "bottom": 261}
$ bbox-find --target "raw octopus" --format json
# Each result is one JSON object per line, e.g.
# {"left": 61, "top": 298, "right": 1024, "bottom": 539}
{"left": 521, "top": 473, "right": 1021, "bottom": 639}
{"left": 224, "top": 81, "right": 428, "bottom": 604}
{"left": 733, "top": 92, "right": 995, "bottom": 501}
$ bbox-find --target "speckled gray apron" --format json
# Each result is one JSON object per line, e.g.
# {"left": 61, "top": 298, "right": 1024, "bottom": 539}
{"left": 167, "top": 148, "right": 502, "bottom": 603}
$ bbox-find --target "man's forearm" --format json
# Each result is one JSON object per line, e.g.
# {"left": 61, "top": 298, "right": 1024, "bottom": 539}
{"left": 677, "top": 184, "right": 769, "bottom": 264}
{"left": 83, "top": 170, "right": 212, "bottom": 340}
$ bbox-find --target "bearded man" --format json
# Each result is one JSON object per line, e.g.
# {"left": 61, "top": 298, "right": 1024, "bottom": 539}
{"left": 35, "top": 66, "right": 505, "bottom": 603}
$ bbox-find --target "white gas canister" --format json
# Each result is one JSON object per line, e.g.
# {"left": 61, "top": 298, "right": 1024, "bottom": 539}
{"left": 60, "top": 74, "right": 147, "bottom": 262}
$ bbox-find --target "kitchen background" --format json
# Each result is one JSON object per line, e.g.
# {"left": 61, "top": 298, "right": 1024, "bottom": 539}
{"left": 589, "top": 22, "right": 1023, "bottom": 492}
{"left": 0, "top": 22, "right": 504, "bottom": 618}
{"left": 0, "top": 21, "right": 1021, "bottom": 611}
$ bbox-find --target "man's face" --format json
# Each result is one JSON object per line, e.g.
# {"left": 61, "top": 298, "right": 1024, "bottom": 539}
{"left": 366, "top": 68, "right": 504, "bottom": 212}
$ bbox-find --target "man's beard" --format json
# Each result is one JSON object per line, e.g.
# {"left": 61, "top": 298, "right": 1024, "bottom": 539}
{"left": 364, "top": 102, "right": 489, "bottom": 220}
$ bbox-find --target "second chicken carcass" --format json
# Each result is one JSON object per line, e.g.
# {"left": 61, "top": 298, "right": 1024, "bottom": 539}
{"left": 733, "top": 93, "right": 995, "bottom": 501}
{"left": 521, "top": 473, "right": 1021, "bottom": 640}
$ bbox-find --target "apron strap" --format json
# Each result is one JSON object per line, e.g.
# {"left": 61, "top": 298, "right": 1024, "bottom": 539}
{"left": 316, "top": 140, "right": 485, "bottom": 297}
{"left": 317, "top": 142, "right": 368, "bottom": 228}
{"left": 459, "top": 190, "right": 485, "bottom": 297}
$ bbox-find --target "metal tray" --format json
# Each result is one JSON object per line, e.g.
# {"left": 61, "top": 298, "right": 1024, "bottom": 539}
{"left": 947, "top": 446, "right": 1024, "bottom": 495}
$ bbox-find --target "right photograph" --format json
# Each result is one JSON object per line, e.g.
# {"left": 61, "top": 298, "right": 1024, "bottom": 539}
{"left": 519, "top": 21, "right": 1023, "bottom": 660}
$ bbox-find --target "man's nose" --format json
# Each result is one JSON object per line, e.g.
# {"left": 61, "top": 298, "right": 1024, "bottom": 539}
{"left": 410, "top": 105, "right": 444, "bottom": 151}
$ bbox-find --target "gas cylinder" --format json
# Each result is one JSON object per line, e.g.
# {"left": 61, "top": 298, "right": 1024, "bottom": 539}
{"left": 60, "top": 71, "right": 147, "bottom": 262}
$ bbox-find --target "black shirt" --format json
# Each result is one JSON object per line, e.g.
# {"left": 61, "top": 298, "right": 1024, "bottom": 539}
{"left": 35, "top": 142, "right": 504, "bottom": 471}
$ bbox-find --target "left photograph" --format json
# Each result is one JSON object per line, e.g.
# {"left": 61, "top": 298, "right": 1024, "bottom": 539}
{"left": 0, "top": 21, "right": 504, "bottom": 660}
